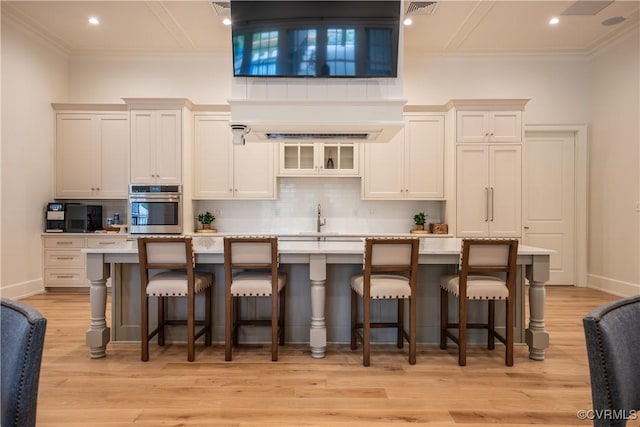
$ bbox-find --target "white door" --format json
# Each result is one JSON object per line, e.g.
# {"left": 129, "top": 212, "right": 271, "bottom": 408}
{"left": 523, "top": 132, "right": 575, "bottom": 285}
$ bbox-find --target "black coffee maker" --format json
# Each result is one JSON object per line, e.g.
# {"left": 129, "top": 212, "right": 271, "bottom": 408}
{"left": 45, "top": 202, "right": 65, "bottom": 232}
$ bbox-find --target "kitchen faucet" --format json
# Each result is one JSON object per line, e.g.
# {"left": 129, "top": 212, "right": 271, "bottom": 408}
{"left": 317, "top": 204, "right": 326, "bottom": 233}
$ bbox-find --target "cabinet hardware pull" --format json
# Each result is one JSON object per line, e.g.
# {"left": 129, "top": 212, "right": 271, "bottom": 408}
{"left": 56, "top": 256, "right": 74, "bottom": 260}
{"left": 56, "top": 241, "right": 73, "bottom": 245}
{"left": 99, "top": 241, "right": 116, "bottom": 245}
{"left": 490, "top": 187, "right": 494, "bottom": 222}
{"left": 484, "top": 187, "right": 489, "bottom": 221}
{"left": 56, "top": 275, "right": 75, "bottom": 279}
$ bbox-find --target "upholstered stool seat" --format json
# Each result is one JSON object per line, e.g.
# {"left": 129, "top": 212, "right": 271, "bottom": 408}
{"left": 230, "top": 271, "right": 286, "bottom": 296}
{"left": 350, "top": 238, "right": 419, "bottom": 366}
{"left": 147, "top": 271, "right": 213, "bottom": 296}
{"left": 440, "top": 274, "right": 509, "bottom": 300}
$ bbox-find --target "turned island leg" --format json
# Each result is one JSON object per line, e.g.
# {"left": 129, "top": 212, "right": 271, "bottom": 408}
{"left": 525, "top": 255, "right": 550, "bottom": 361}
{"left": 85, "top": 253, "right": 111, "bottom": 358}
{"left": 309, "top": 254, "right": 327, "bottom": 359}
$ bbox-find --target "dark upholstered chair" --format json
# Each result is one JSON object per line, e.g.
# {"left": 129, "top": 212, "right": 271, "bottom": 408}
{"left": 224, "top": 236, "right": 287, "bottom": 361}
{"left": 583, "top": 295, "right": 640, "bottom": 427}
{"left": 350, "top": 237, "right": 420, "bottom": 366}
{"left": 440, "top": 239, "right": 518, "bottom": 366}
{"left": 1, "top": 298, "right": 47, "bottom": 427}
{"left": 138, "top": 236, "right": 214, "bottom": 362}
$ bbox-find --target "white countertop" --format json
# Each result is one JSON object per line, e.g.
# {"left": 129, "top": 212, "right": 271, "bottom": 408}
{"left": 82, "top": 236, "right": 554, "bottom": 256}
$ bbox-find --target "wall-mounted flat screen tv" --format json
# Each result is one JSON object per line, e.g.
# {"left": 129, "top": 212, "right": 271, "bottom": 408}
{"left": 230, "top": 1, "right": 400, "bottom": 78}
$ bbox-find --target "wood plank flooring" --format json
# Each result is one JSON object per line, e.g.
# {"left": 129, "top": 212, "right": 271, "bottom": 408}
{"left": 21, "top": 286, "right": 619, "bottom": 426}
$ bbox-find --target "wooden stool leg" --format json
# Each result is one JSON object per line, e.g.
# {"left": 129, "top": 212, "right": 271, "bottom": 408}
{"left": 397, "top": 299, "right": 404, "bottom": 349}
{"left": 363, "top": 297, "right": 371, "bottom": 367}
{"left": 279, "top": 290, "right": 286, "bottom": 346}
{"left": 458, "top": 297, "right": 467, "bottom": 367}
{"left": 187, "top": 292, "right": 195, "bottom": 362}
{"left": 141, "top": 295, "right": 149, "bottom": 362}
{"left": 409, "top": 295, "right": 416, "bottom": 365}
{"left": 205, "top": 287, "right": 212, "bottom": 346}
{"left": 225, "top": 292, "right": 233, "bottom": 362}
{"left": 350, "top": 289, "right": 358, "bottom": 350}
{"left": 233, "top": 297, "right": 239, "bottom": 345}
{"left": 506, "top": 297, "right": 514, "bottom": 366}
{"left": 157, "top": 297, "right": 165, "bottom": 346}
{"left": 271, "top": 293, "right": 278, "bottom": 362}
{"left": 440, "top": 288, "right": 448, "bottom": 350}
{"left": 488, "top": 300, "right": 495, "bottom": 350}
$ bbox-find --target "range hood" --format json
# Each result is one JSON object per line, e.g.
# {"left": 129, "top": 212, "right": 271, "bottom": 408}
{"left": 229, "top": 99, "right": 406, "bottom": 144}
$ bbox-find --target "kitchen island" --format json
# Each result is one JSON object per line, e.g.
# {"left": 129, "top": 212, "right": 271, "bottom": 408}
{"left": 83, "top": 236, "right": 553, "bottom": 361}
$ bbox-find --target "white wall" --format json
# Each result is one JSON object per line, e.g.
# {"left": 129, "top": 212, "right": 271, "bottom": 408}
{"left": 1, "top": 15, "right": 68, "bottom": 297}
{"left": 404, "top": 53, "right": 591, "bottom": 125}
{"left": 588, "top": 28, "right": 640, "bottom": 296}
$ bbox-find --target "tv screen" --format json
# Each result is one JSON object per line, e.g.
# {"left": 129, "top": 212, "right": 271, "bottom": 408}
{"left": 230, "top": 1, "right": 400, "bottom": 78}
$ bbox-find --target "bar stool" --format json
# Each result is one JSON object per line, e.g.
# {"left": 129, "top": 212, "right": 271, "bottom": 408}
{"left": 224, "top": 236, "right": 287, "bottom": 361}
{"left": 350, "top": 237, "right": 420, "bottom": 366}
{"left": 137, "top": 236, "right": 213, "bottom": 362}
{"left": 440, "top": 238, "right": 518, "bottom": 366}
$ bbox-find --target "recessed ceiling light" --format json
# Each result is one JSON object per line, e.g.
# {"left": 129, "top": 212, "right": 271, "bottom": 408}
{"left": 88, "top": 16, "right": 100, "bottom": 25}
{"left": 222, "top": 17, "right": 232, "bottom": 26}
{"left": 403, "top": 17, "right": 413, "bottom": 26}
{"left": 549, "top": 17, "right": 560, "bottom": 25}
{"left": 602, "top": 16, "right": 626, "bottom": 26}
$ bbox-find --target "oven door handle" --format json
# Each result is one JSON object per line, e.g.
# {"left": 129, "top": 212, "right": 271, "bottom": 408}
{"left": 129, "top": 195, "right": 181, "bottom": 201}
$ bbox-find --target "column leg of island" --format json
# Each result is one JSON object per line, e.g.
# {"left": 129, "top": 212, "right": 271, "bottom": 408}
{"left": 525, "top": 254, "right": 551, "bottom": 361}
{"left": 85, "top": 253, "right": 111, "bottom": 359}
{"left": 309, "top": 254, "right": 327, "bottom": 358}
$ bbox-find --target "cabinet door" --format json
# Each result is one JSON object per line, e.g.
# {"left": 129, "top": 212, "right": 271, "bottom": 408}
{"left": 279, "top": 143, "right": 316, "bottom": 176}
{"left": 361, "top": 128, "right": 404, "bottom": 199}
{"left": 405, "top": 115, "right": 444, "bottom": 199}
{"left": 489, "top": 111, "right": 522, "bottom": 143}
{"left": 96, "top": 115, "right": 129, "bottom": 198}
{"left": 456, "top": 145, "right": 490, "bottom": 237}
{"left": 154, "top": 110, "right": 182, "bottom": 184}
{"left": 130, "top": 111, "right": 156, "bottom": 184}
{"left": 456, "top": 111, "right": 490, "bottom": 143}
{"left": 193, "top": 115, "right": 234, "bottom": 199}
{"left": 319, "top": 143, "right": 359, "bottom": 176}
{"left": 56, "top": 114, "right": 95, "bottom": 198}
{"left": 233, "top": 143, "right": 276, "bottom": 199}
{"left": 488, "top": 145, "right": 522, "bottom": 237}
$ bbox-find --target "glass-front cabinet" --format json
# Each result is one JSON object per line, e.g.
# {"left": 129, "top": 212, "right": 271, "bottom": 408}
{"left": 278, "top": 142, "right": 359, "bottom": 176}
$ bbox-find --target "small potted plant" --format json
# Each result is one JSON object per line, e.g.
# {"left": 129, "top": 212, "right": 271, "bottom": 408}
{"left": 413, "top": 211, "right": 427, "bottom": 231}
{"left": 197, "top": 211, "right": 216, "bottom": 231}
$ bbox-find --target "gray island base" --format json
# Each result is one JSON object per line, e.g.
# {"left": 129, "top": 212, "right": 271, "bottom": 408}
{"left": 84, "top": 237, "right": 552, "bottom": 361}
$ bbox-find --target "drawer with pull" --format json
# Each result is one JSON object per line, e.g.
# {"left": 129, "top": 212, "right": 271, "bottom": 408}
{"left": 86, "top": 236, "right": 129, "bottom": 249}
{"left": 44, "top": 250, "right": 85, "bottom": 268}
{"left": 44, "top": 268, "right": 87, "bottom": 287}
{"left": 44, "top": 236, "right": 85, "bottom": 249}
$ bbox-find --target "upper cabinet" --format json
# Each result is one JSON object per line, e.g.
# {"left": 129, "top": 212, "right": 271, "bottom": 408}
{"left": 54, "top": 107, "right": 129, "bottom": 199}
{"left": 362, "top": 113, "right": 445, "bottom": 200}
{"left": 456, "top": 110, "right": 522, "bottom": 143}
{"left": 130, "top": 109, "right": 182, "bottom": 184}
{"left": 278, "top": 142, "right": 358, "bottom": 176}
{"left": 193, "top": 114, "right": 276, "bottom": 200}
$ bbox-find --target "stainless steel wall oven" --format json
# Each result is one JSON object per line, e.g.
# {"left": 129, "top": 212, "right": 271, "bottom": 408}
{"left": 128, "top": 185, "right": 182, "bottom": 234}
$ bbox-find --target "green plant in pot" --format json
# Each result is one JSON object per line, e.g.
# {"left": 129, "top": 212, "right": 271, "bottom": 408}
{"left": 197, "top": 211, "right": 215, "bottom": 231}
{"left": 413, "top": 212, "right": 427, "bottom": 231}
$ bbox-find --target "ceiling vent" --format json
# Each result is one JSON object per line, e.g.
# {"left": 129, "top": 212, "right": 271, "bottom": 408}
{"left": 405, "top": 1, "right": 438, "bottom": 16}
{"left": 239, "top": 123, "right": 404, "bottom": 144}
{"left": 211, "top": 1, "right": 230, "bottom": 17}
{"left": 561, "top": 1, "right": 613, "bottom": 16}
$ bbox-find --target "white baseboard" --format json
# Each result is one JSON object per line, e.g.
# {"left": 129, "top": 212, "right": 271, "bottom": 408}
{"left": 588, "top": 274, "right": 640, "bottom": 297}
{"left": 0, "top": 278, "right": 45, "bottom": 300}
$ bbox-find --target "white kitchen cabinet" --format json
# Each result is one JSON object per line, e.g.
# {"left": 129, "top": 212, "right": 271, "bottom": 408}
{"left": 456, "top": 110, "right": 522, "bottom": 143}
{"left": 42, "top": 235, "right": 130, "bottom": 289}
{"left": 130, "top": 109, "right": 182, "bottom": 184}
{"left": 362, "top": 114, "right": 444, "bottom": 200}
{"left": 456, "top": 145, "right": 522, "bottom": 237}
{"left": 278, "top": 142, "right": 358, "bottom": 176}
{"left": 55, "top": 112, "right": 129, "bottom": 199}
{"left": 193, "top": 114, "right": 276, "bottom": 200}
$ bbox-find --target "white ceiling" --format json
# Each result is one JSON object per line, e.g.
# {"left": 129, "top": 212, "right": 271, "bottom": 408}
{"left": 2, "top": 0, "right": 639, "bottom": 55}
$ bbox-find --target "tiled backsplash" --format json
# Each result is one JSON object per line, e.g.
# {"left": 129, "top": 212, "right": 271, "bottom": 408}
{"left": 195, "top": 177, "right": 443, "bottom": 234}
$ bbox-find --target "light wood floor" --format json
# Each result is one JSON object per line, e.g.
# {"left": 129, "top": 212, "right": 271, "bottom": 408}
{"left": 22, "top": 286, "right": 618, "bottom": 426}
